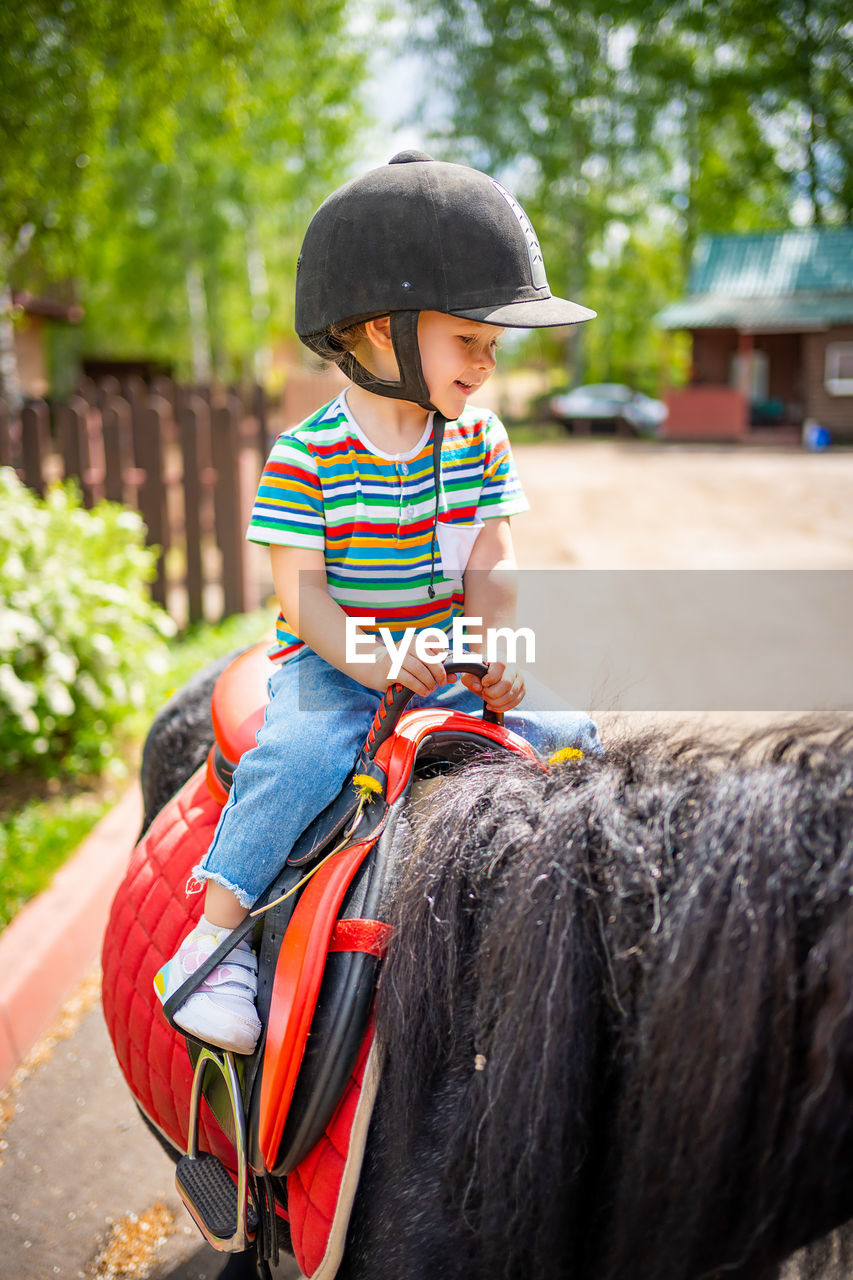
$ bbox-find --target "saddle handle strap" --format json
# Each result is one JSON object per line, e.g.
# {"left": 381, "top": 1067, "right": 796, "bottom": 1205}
{"left": 364, "top": 656, "right": 499, "bottom": 761}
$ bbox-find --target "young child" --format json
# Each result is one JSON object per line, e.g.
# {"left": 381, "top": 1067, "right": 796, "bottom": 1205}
{"left": 155, "top": 151, "right": 600, "bottom": 1053}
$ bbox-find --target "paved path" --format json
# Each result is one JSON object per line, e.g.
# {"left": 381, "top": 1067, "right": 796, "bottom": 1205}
{"left": 1, "top": 975, "right": 214, "bottom": 1279}
{"left": 0, "top": 975, "right": 299, "bottom": 1278}
{"left": 0, "top": 788, "right": 144, "bottom": 1089}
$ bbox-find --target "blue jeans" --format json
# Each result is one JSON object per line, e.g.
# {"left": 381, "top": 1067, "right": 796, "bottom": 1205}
{"left": 195, "top": 648, "right": 601, "bottom": 907}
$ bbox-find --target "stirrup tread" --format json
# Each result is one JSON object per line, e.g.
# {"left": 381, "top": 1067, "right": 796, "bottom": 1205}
{"left": 176, "top": 1151, "right": 258, "bottom": 1244}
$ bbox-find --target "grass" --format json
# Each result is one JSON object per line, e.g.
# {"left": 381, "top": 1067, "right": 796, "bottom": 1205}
{"left": 0, "top": 791, "right": 115, "bottom": 932}
{"left": 0, "top": 609, "right": 270, "bottom": 933}
{"left": 137, "top": 608, "right": 272, "bottom": 721}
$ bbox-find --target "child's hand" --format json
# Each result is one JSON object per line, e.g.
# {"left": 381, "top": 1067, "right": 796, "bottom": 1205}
{"left": 374, "top": 643, "right": 454, "bottom": 698}
{"left": 461, "top": 661, "right": 525, "bottom": 712}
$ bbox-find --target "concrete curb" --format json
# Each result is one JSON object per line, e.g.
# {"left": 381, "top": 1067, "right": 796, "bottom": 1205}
{"left": 0, "top": 784, "right": 142, "bottom": 1089}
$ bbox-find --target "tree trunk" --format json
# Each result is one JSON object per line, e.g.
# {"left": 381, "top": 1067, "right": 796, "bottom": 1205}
{"left": 246, "top": 220, "right": 271, "bottom": 384}
{"left": 565, "top": 209, "right": 588, "bottom": 384}
{"left": 806, "top": 105, "right": 823, "bottom": 226}
{"left": 186, "top": 261, "right": 212, "bottom": 384}
{"left": 683, "top": 92, "right": 701, "bottom": 279}
{"left": 0, "top": 271, "right": 23, "bottom": 417}
{"left": 0, "top": 224, "right": 36, "bottom": 413}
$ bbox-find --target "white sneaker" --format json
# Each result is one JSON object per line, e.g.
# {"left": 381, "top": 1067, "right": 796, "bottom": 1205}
{"left": 153, "top": 922, "right": 262, "bottom": 1054}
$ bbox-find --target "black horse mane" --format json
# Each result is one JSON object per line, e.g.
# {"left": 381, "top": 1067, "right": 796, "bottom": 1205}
{"left": 345, "top": 724, "right": 853, "bottom": 1280}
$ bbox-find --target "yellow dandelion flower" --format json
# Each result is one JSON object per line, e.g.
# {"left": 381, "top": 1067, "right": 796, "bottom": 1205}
{"left": 548, "top": 747, "right": 584, "bottom": 767}
{"left": 353, "top": 773, "right": 383, "bottom": 802}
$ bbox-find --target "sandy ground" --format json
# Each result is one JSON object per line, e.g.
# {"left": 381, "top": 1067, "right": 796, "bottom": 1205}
{"left": 506, "top": 438, "right": 853, "bottom": 734}
{"left": 510, "top": 438, "right": 853, "bottom": 570}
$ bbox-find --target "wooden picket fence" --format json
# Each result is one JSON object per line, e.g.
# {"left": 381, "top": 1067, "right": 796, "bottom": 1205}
{"left": 0, "top": 366, "right": 344, "bottom": 626}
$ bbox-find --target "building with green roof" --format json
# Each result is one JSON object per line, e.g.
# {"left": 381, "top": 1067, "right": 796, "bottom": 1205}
{"left": 655, "top": 228, "right": 853, "bottom": 441}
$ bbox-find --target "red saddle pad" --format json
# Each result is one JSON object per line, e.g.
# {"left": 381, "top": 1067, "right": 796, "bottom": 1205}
{"left": 102, "top": 765, "right": 382, "bottom": 1277}
{"left": 100, "top": 764, "right": 237, "bottom": 1169}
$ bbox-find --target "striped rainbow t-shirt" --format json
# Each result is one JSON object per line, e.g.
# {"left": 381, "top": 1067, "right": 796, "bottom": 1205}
{"left": 246, "top": 391, "right": 529, "bottom": 660}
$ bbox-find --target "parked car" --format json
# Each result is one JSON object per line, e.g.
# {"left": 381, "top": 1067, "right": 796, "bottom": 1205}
{"left": 549, "top": 383, "right": 667, "bottom": 436}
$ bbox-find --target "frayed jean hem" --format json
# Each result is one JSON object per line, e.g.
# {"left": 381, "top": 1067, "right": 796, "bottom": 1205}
{"left": 190, "top": 864, "right": 257, "bottom": 911}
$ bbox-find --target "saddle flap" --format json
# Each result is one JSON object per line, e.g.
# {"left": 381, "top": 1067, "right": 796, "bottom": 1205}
{"left": 256, "top": 835, "right": 380, "bottom": 1172}
{"left": 252, "top": 710, "right": 536, "bottom": 1177}
{"left": 261, "top": 804, "right": 399, "bottom": 1176}
{"left": 210, "top": 642, "right": 271, "bottom": 769}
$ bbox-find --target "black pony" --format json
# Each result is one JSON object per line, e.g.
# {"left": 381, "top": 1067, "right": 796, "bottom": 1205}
{"left": 140, "top": 675, "right": 853, "bottom": 1280}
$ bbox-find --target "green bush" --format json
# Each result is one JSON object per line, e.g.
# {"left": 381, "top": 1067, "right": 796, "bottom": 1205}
{"left": 0, "top": 468, "right": 176, "bottom": 777}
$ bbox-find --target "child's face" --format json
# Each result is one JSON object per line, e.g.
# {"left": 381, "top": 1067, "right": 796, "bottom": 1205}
{"left": 417, "top": 311, "right": 503, "bottom": 419}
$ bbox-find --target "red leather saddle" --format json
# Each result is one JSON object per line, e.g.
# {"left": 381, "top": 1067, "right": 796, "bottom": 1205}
{"left": 212, "top": 645, "right": 539, "bottom": 1178}
{"left": 102, "top": 644, "right": 538, "bottom": 1274}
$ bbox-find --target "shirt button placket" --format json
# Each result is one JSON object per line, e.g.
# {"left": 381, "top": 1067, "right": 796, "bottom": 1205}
{"left": 402, "top": 461, "right": 413, "bottom": 521}
{"left": 400, "top": 464, "right": 408, "bottom": 520}
{"left": 396, "top": 461, "right": 405, "bottom": 542}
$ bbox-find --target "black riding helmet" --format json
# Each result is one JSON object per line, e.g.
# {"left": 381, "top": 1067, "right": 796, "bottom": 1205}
{"left": 295, "top": 150, "right": 596, "bottom": 411}
{"left": 296, "top": 151, "right": 596, "bottom": 598}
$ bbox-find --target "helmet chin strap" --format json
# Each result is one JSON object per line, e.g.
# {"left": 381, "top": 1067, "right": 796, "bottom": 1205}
{"left": 338, "top": 310, "right": 435, "bottom": 411}
{"left": 427, "top": 412, "right": 446, "bottom": 599}
{"left": 337, "top": 311, "right": 446, "bottom": 600}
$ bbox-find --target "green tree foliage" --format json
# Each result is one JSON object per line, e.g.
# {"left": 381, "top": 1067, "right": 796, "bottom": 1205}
{"left": 627, "top": 3, "right": 792, "bottom": 271}
{"left": 0, "top": 0, "right": 366, "bottom": 391}
{"left": 409, "top": 0, "right": 851, "bottom": 388}
{"left": 579, "top": 226, "right": 691, "bottom": 396}
{"left": 410, "top": 1, "right": 627, "bottom": 377}
{"left": 77, "top": 1, "right": 366, "bottom": 379}
{"left": 0, "top": 1, "right": 235, "bottom": 287}
{"left": 721, "top": 0, "right": 853, "bottom": 223}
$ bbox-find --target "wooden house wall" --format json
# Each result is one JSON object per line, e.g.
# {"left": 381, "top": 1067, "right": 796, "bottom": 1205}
{"left": 690, "top": 330, "right": 737, "bottom": 384}
{"left": 690, "top": 326, "right": 853, "bottom": 432}
{"left": 758, "top": 333, "right": 803, "bottom": 414}
{"left": 803, "top": 324, "right": 853, "bottom": 437}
